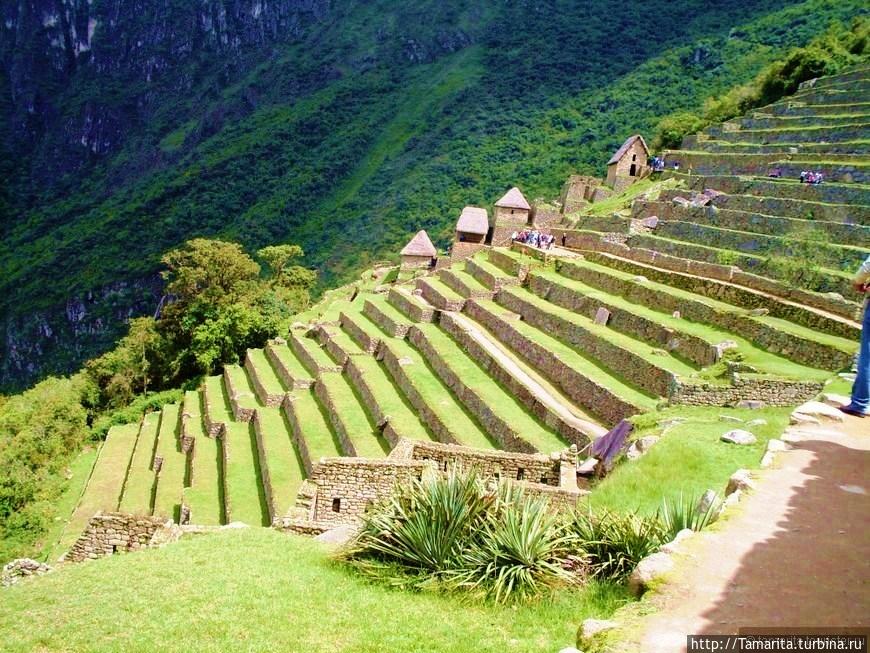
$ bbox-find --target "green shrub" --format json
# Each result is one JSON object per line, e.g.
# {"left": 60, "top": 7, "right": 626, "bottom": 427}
{"left": 567, "top": 508, "right": 665, "bottom": 581}
{"left": 651, "top": 112, "right": 706, "bottom": 150}
{"left": 658, "top": 491, "right": 720, "bottom": 541}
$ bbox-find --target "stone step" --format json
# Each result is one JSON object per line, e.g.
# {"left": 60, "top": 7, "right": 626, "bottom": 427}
{"left": 553, "top": 256, "right": 855, "bottom": 371}
{"left": 290, "top": 331, "right": 343, "bottom": 375}
{"left": 796, "top": 67, "right": 870, "bottom": 90}
{"left": 407, "top": 322, "right": 568, "bottom": 454}
{"left": 282, "top": 389, "right": 342, "bottom": 477}
{"left": 339, "top": 309, "right": 384, "bottom": 353}
{"left": 786, "top": 86, "right": 870, "bottom": 106}
{"left": 387, "top": 286, "right": 437, "bottom": 323}
{"left": 363, "top": 295, "right": 413, "bottom": 338}
{"left": 770, "top": 101, "right": 870, "bottom": 117}
{"left": 663, "top": 150, "right": 870, "bottom": 183}
{"left": 251, "top": 405, "right": 304, "bottom": 525}
{"left": 151, "top": 403, "right": 186, "bottom": 522}
{"left": 314, "top": 371, "right": 389, "bottom": 459}
{"left": 661, "top": 171, "right": 870, "bottom": 205}
{"left": 438, "top": 265, "right": 495, "bottom": 299}
{"left": 415, "top": 276, "right": 465, "bottom": 312}
{"left": 265, "top": 341, "right": 314, "bottom": 390}
{"left": 681, "top": 138, "right": 870, "bottom": 156}
{"left": 696, "top": 123, "right": 867, "bottom": 145}
{"left": 737, "top": 114, "right": 870, "bottom": 130}
{"left": 244, "top": 348, "right": 288, "bottom": 407}
{"left": 180, "top": 390, "right": 224, "bottom": 526}
{"left": 440, "top": 310, "right": 605, "bottom": 447}
{"left": 464, "top": 255, "right": 521, "bottom": 291}
{"left": 223, "top": 364, "right": 260, "bottom": 423}
{"left": 465, "top": 298, "right": 654, "bottom": 426}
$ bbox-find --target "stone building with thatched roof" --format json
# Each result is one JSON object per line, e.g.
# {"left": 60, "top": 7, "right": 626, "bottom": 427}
{"left": 492, "top": 187, "right": 531, "bottom": 246}
{"left": 606, "top": 134, "right": 650, "bottom": 192}
{"left": 400, "top": 229, "right": 437, "bottom": 270}
{"left": 452, "top": 205, "right": 490, "bottom": 262}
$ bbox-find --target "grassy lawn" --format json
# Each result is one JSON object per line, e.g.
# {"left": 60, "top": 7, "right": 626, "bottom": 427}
{"left": 256, "top": 406, "right": 305, "bottom": 520}
{"left": 183, "top": 390, "right": 225, "bottom": 526}
{"left": 0, "top": 529, "right": 631, "bottom": 653}
{"left": 415, "top": 323, "right": 568, "bottom": 453}
{"left": 365, "top": 294, "right": 413, "bottom": 329}
{"left": 588, "top": 405, "right": 792, "bottom": 515}
{"left": 118, "top": 411, "right": 160, "bottom": 515}
{"left": 152, "top": 404, "right": 186, "bottom": 522}
{"left": 247, "top": 348, "right": 287, "bottom": 396}
{"left": 532, "top": 268, "right": 834, "bottom": 381}
{"left": 421, "top": 276, "right": 463, "bottom": 302}
{"left": 293, "top": 332, "right": 341, "bottom": 372}
{"left": 378, "top": 335, "right": 496, "bottom": 450}
{"left": 42, "top": 446, "right": 99, "bottom": 563}
{"left": 318, "top": 372, "right": 389, "bottom": 458}
{"left": 474, "top": 300, "right": 658, "bottom": 411}
{"left": 223, "top": 421, "right": 269, "bottom": 526}
{"left": 444, "top": 264, "right": 491, "bottom": 295}
{"left": 286, "top": 389, "right": 343, "bottom": 461}
{"left": 267, "top": 342, "right": 314, "bottom": 386}
{"left": 224, "top": 365, "right": 260, "bottom": 413}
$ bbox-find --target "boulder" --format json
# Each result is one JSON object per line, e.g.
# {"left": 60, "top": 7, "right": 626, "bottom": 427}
{"left": 766, "top": 439, "right": 788, "bottom": 453}
{"left": 314, "top": 524, "right": 359, "bottom": 549}
{"left": 628, "top": 552, "right": 674, "bottom": 596}
{"left": 791, "top": 401, "right": 844, "bottom": 423}
{"left": 640, "top": 216, "right": 659, "bottom": 229}
{"left": 632, "top": 275, "right": 648, "bottom": 283}
{"left": 721, "top": 429, "right": 756, "bottom": 445}
{"left": 578, "top": 619, "right": 620, "bottom": 645}
{"left": 594, "top": 307, "right": 612, "bottom": 325}
{"left": 789, "top": 412, "right": 820, "bottom": 426}
{"left": 660, "top": 528, "right": 694, "bottom": 554}
{"left": 714, "top": 340, "right": 738, "bottom": 360}
{"left": 695, "top": 489, "right": 719, "bottom": 514}
{"left": 821, "top": 393, "right": 851, "bottom": 408}
{"left": 747, "top": 418, "right": 767, "bottom": 427}
{"left": 726, "top": 469, "right": 754, "bottom": 496}
{"left": 2, "top": 559, "right": 53, "bottom": 587}
{"left": 748, "top": 308, "right": 769, "bottom": 316}
{"left": 626, "top": 436, "right": 660, "bottom": 460}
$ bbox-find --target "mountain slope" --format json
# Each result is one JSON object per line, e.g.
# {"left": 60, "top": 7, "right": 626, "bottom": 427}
{"left": 1, "top": 0, "right": 865, "bottom": 390}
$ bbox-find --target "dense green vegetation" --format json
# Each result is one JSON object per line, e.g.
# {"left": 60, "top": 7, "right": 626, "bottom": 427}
{"left": 653, "top": 18, "right": 869, "bottom": 148}
{"left": 2, "top": 0, "right": 866, "bottom": 390}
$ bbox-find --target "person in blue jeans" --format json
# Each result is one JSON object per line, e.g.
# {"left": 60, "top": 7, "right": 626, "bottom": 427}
{"left": 840, "top": 255, "right": 870, "bottom": 418}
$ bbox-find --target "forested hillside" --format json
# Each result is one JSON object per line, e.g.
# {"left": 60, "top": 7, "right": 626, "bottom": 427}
{"left": 1, "top": 0, "right": 866, "bottom": 390}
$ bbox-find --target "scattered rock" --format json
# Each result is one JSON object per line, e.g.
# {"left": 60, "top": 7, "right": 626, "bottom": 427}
{"left": 273, "top": 336, "right": 288, "bottom": 345}
{"left": 766, "top": 439, "right": 788, "bottom": 453}
{"left": 577, "top": 457, "right": 599, "bottom": 475}
{"left": 628, "top": 552, "right": 674, "bottom": 596}
{"left": 721, "top": 429, "right": 757, "bottom": 445}
{"left": 594, "top": 307, "right": 611, "bottom": 325}
{"left": 747, "top": 308, "right": 769, "bottom": 316}
{"left": 223, "top": 522, "right": 249, "bottom": 529}
{"left": 291, "top": 322, "right": 307, "bottom": 330}
{"left": 723, "top": 490, "right": 742, "bottom": 509}
{"left": 691, "top": 195, "right": 711, "bottom": 207}
{"left": 821, "top": 393, "right": 851, "bottom": 408}
{"left": 2, "top": 559, "right": 54, "bottom": 586}
{"left": 695, "top": 489, "right": 719, "bottom": 514}
{"left": 736, "top": 400, "right": 766, "bottom": 410}
{"left": 703, "top": 188, "right": 725, "bottom": 199}
{"left": 660, "top": 528, "right": 694, "bottom": 554}
{"left": 726, "top": 469, "right": 754, "bottom": 496}
{"left": 747, "top": 418, "right": 767, "bottom": 427}
{"left": 650, "top": 348, "right": 668, "bottom": 356}
{"left": 824, "top": 292, "right": 845, "bottom": 301}
{"left": 657, "top": 417, "right": 686, "bottom": 428}
{"left": 760, "top": 451, "right": 776, "bottom": 469}
{"left": 719, "top": 415, "right": 743, "bottom": 423}
{"left": 640, "top": 216, "right": 659, "bottom": 229}
{"left": 837, "top": 372, "right": 856, "bottom": 382}
{"left": 626, "top": 436, "right": 660, "bottom": 460}
{"left": 672, "top": 310, "right": 681, "bottom": 319}
{"left": 314, "top": 524, "right": 359, "bottom": 549}
{"left": 579, "top": 619, "right": 620, "bottom": 644}
{"left": 714, "top": 340, "right": 738, "bottom": 360}
{"left": 791, "top": 401, "right": 844, "bottom": 424}
{"left": 672, "top": 196, "right": 692, "bottom": 207}
{"left": 397, "top": 356, "right": 414, "bottom": 366}
{"left": 789, "top": 412, "right": 820, "bottom": 426}
{"left": 632, "top": 275, "right": 648, "bottom": 283}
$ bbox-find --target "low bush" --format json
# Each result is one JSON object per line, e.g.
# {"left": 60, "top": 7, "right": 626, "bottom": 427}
{"left": 658, "top": 491, "right": 720, "bottom": 541}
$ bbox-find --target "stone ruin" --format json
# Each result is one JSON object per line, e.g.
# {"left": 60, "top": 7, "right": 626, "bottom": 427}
{"left": 65, "top": 512, "right": 181, "bottom": 562}
{"left": 2, "top": 558, "right": 53, "bottom": 586}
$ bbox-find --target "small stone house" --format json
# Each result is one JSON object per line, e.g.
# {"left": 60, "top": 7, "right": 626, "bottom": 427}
{"left": 400, "top": 229, "right": 437, "bottom": 270}
{"left": 451, "top": 205, "right": 490, "bottom": 262}
{"left": 606, "top": 134, "right": 650, "bottom": 192}
{"left": 492, "top": 186, "right": 531, "bottom": 246}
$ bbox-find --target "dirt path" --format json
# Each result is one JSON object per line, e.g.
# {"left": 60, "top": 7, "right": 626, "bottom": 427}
{"left": 635, "top": 412, "right": 869, "bottom": 652}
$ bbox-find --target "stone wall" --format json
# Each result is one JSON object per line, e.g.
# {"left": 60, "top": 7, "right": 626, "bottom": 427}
{"left": 387, "top": 287, "right": 436, "bottom": 323}
{"left": 672, "top": 376, "right": 823, "bottom": 407}
{"left": 496, "top": 288, "right": 677, "bottom": 399}
{"left": 450, "top": 241, "right": 487, "bottom": 263}
{"left": 465, "top": 257, "right": 520, "bottom": 291}
{"left": 528, "top": 272, "right": 718, "bottom": 366}
{"left": 488, "top": 248, "right": 532, "bottom": 281}
{"left": 531, "top": 206, "right": 562, "bottom": 228}
{"left": 282, "top": 394, "right": 317, "bottom": 476}
{"left": 244, "top": 351, "right": 285, "bottom": 407}
{"left": 606, "top": 139, "right": 649, "bottom": 187}
{"left": 66, "top": 512, "right": 179, "bottom": 562}
{"left": 377, "top": 341, "right": 459, "bottom": 445}
{"left": 313, "top": 373, "right": 358, "bottom": 457}
{"left": 407, "top": 325, "right": 537, "bottom": 453}
{"left": 400, "top": 254, "right": 435, "bottom": 270}
{"left": 291, "top": 333, "right": 343, "bottom": 374}
{"left": 363, "top": 299, "right": 412, "bottom": 338}
{"left": 492, "top": 207, "right": 530, "bottom": 247}
{"left": 554, "top": 258, "right": 854, "bottom": 371}
{"left": 416, "top": 279, "right": 465, "bottom": 312}
{"left": 560, "top": 175, "right": 604, "bottom": 212}
{"left": 465, "top": 299, "right": 642, "bottom": 425}
{"left": 339, "top": 311, "right": 381, "bottom": 353}
{"left": 266, "top": 343, "right": 314, "bottom": 389}
{"left": 439, "top": 269, "right": 495, "bottom": 300}
{"left": 438, "top": 312, "right": 591, "bottom": 448}
{"left": 223, "top": 366, "right": 256, "bottom": 423}
{"left": 343, "top": 354, "right": 403, "bottom": 447}
{"left": 251, "top": 412, "right": 277, "bottom": 524}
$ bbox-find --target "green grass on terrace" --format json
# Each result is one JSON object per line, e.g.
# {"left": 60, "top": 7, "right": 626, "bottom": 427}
{"left": 474, "top": 300, "right": 658, "bottom": 411}
{"left": 182, "top": 390, "right": 224, "bottom": 526}
{"left": 293, "top": 332, "right": 341, "bottom": 371}
{"left": 205, "top": 376, "right": 268, "bottom": 526}
{"left": 414, "top": 322, "right": 568, "bottom": 453}
{"left": 152, "top": 404, "right": 186, "bottom": 522}
{"left": 59, "top": 423, "right": 139, "bottom": 553}
{"left": 0, "top": 529, "right": 630, "bottom": 653}
{"left": 365, "top": 293, "right": 413, "bottom": 327}
{"left": 246, "top": 348, "right": 287, "bottom": 397}
{"left": 420, "top": 276, "right": 463, "bottom": 302}
{"left": 320, "top": 324, "right": 365, "bottom": 359}
{"left": 255, "top": 406, "right": 305, "bottom": 520}
{"left": 468, "top": 252, "right": 517, "bottom": 282}
{"left": 285, "top": 389, "right": 343, "bottom": 461}
{"left": 566, "top": 257, "right": 857, "bottom": 357}
{"left": 339, "top": 307, "right": 386, "bottom": 347}
{"left": 391, "top": 285, "right": 434, "bottom": 315}
{"left": 267, "top": 342, "right": 313, "bottom": 385}
{"left": 503, "top": 286, "right": 698, "bottom": 378}
{"left": 444, "top": 263, "right": 491, "bottom": 295}
{"left": 346, "top": 353, "right": 436, "bottom": 443}
{"left": 224, "top": 365, "right": 260, "bottom": 412}
{"left": 589, "top": 405, "right": 792, "bottom": 515}
{"left": 576, "top": 177, "right": 682, "bottom": 218}
{"left": 531, "top": 268, "right": 833, "bottom": 382}
{"left": 43, "top": 446, "right": 99, "bottom": 562}
{"left": 118, "top": 411, "right": 160, "bottom": 515}
{"left": 375, "top": 334, "right": 496, "bottom": 450}
{"left": 318, "top": 372, "right": 389, "bottom": 458}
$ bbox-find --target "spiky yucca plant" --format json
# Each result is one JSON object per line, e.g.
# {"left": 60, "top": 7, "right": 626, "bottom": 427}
{"left": 658, "top": 491, "right": 720, "bottom": 541}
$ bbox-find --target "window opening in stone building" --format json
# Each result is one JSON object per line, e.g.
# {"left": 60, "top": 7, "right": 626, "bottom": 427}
{"left": 516, "top": 468, "right": 525, "bottom": 480}
{"left": 332, "top": 498, "right": 341, "bottom": 513}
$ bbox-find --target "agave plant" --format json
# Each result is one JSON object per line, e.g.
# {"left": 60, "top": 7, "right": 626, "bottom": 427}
{"left": 446, "top": 484, "right": 581, "bottom": 603}
{"left": 568, "top": 507, "right": 665, "bottom": 581}
{"left": 658, "top": 491, "right": 720, "bottom": 541}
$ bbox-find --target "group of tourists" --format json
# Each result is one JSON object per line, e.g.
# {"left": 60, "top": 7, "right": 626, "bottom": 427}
{"left": 800, "top": 170, "right": 825, "bottom": 185}
{"left": 512, "top": 230, "right": 556, "bottom": 250}
{"left": 650, "top": 156, "right": 666, "bottom": 172}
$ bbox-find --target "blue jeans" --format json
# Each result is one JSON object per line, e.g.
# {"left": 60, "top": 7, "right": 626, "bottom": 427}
{"left": 848, "top": 303, "right": 870, "bottom": 413}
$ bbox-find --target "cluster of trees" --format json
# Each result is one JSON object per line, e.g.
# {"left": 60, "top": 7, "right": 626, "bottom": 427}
{"left": 653, "top": 18, "right": 869, "bottom": 149}
{"left": 0, "top": 238, "right": 315, "bottom": 559}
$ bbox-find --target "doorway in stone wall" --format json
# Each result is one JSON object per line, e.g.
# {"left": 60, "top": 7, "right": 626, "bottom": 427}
{"left": 629, "top": 163, "right": 637, "bottom": 176}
